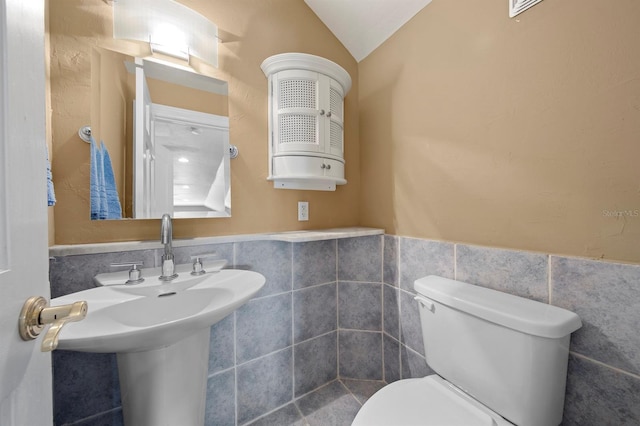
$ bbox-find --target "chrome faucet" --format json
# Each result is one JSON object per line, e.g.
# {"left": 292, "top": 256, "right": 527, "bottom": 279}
{"left": 159, "top": 213, "right": 178, "bottom": 281}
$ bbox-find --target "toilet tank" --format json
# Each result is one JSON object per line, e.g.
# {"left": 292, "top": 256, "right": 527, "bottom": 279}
{"left": 414, "top": 276, "right": 581, "bottom": 426}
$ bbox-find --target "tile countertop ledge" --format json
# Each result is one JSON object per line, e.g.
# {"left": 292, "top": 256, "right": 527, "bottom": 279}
{"left": 49, "top": 227, "right": 385, "bottom": 257}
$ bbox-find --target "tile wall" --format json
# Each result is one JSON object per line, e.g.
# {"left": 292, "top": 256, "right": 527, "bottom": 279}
{"left": 49, "top": 235, "right": 384, "bottom": 426}
{"left": 49, "top": 233, "right": 640, "bottom": 425}
{"left": 382, "top": 236, "right": 640, "bottom": 425}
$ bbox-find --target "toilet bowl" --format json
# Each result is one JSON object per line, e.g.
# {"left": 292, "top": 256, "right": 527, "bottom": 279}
{"left": 353, "top": 275, "right": 582, "bottom": 426}
{"left": 353, "top": 375, "right": 513, "bottom": 426}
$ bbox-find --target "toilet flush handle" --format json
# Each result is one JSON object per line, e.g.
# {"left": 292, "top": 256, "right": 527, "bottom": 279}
{"left": 414, "top": 295, "right": 435, "bottom": 312}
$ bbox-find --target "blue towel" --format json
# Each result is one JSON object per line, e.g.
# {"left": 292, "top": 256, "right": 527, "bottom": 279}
{"left": 46, "top": 145, "right": 56, "bottom": 206}
{"left": 90, "top": 138, "right": 122, "bottom": 220}
{"left": 90, "top": 137, "right": 104, "bottom": 219}
{"left": 101, "top": 141, "right": 122, "bottom": 219}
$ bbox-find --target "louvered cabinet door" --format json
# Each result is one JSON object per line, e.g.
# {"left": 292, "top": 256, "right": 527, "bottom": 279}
{"left": 262, "top": 53, "right": 351, "bottom": 190}
{"left": 272, "top": 70, "right": 345, "bottom": 160}
{"left": 272, "top": 70, "right": 323, "bottom": 156}
{"left": 325, "top": 74, "right": 345, "bottom": 159}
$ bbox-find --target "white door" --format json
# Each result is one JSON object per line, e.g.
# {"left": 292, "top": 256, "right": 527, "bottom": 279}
{"left": 0, "top": 1, "right": 53, "bottom": 424}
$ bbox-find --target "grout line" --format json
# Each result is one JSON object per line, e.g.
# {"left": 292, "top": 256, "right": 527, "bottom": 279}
{"left": 570, "top": 351, "right": 640, "bottom": 380}
{"left": 380, "top": 321, "right": 386, "bottom": 383}
{"left": 379, "top": 237, "right": 385, "bottom": 382}
{"left": 239, "top": 399, "right": 295, "bottom": 426}
{"left": 548, "top": 255, "right": 553, "bottom": 305}
{"left": 315, "top": 377, "right": 341, "bottom": 395}
{"left": 290, "top": 245, "right": 295, "bottom": 401}
{"left": 339, "top": 378, "right": 364, "bottom": 406}
{"left": 293, "top": 402, "right": 308, "bottom": 426}
{"left": 383, "top": 331, "right": 401, "bottom": 345}
{"left": 292, "top": 280, "right": 338, "bottom": 293}
{"left": 291, "top": 293, "right": 295, "bottom": 401}
{"left": 335, "top": 239, "right": 339, "bottom": 282}
{"left": 335, "top": 238, "right": 343, "bottom": 380}
{"left": 249, "top": 288, "right": 293, "bottom": 301}
{"left": 396, "top": 236, "right": 402, "bottom": 289}
{"left": 453, "top": 243, "right": 457, "bottom": 279}
{"left": 207, "top": 364, "right": 235, "bottom": 379}
{"left": 337, "top": 282, "right": 341, "bottom": 377}
{"left": 233, "top": 309, "right": 239, "bottom": 426}
{"left": 401, "top": 341, "right": 425, "bottom": 359}
{"left": 397, "top": 237, "right": 403, "bottom": 378}
{"left": 397, "top": 285, "right": 417, "bottom": 297}
{"left": 232, "top": 241, "right": 237, "bottom": 268}
{"left": 341, "top": 377, "right": 388, "bottom": 383}
{"left": 294, "top": 329, "right": 337, "bottom": 346}
{"left": 337, "top": 282, "right": 341, "bottom": 331}
{"left": 380, "top": 234, "right": 384, "bottom": 284}
{"left": 294, "top": 378, "right": 341, "bottom": 402}
{"left": 335, "top": 279, "right": 383, "bottom": 284}
{"left": 335, "top": 239, "right": 341, "bottom": 378}
{"left": 231, "top": 236, "right": 240, "bottom": 426}
{"left": 338, "top": 328, "right": 382, "bottom": 334}
{"left": 234, "top": 345, "right": 293, "bottom": 369}
{"left": 290, "top": 242, "right": 295, "bottom": 293}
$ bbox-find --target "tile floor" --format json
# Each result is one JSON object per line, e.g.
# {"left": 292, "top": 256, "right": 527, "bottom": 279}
{"left": 245, "top": 379, "right": 386, "bottom": 426}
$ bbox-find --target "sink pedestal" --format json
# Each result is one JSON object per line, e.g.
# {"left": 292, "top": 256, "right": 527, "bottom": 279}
{"left": 54, "top": 269, "right": 266, "bottom": 425}
{"left": 117, "top": 329, "right": 211, "bottom": 426}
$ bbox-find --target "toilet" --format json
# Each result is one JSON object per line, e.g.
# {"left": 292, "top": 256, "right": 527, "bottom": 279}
{"left": 353, "top": 275, "right": 582, "bottom": 426}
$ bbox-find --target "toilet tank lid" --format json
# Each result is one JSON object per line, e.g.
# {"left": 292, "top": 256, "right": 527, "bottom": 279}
{"left": 414, "top": 276, "right": 582, "bottom": 338}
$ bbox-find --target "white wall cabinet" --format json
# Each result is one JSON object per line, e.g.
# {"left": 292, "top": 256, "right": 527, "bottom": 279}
{"left": 261, "top": 53, "right": 352, "bottom": 191}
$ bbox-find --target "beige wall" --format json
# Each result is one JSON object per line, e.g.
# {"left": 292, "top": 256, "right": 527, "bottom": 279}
{"left": 49, "top": 0, "right": 640, "bottom": 262}
{"left": 48, "top": 0, "right": 359, "bottom": 245}
{"left": 91, "top": 48, "right": 132, "bottom": 213}
{"left": 359, "top": 0, "right": 640, "bottom": 263}
{"left": 146, "top": 78, "right": 228, "bottom": 117}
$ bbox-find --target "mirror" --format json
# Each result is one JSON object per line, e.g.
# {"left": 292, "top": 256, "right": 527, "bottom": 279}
{"left": 91, "top": 48, "right": 230, "bottom": 220}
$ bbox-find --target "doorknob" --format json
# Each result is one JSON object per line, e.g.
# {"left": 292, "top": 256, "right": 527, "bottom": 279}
{"left": 18, "top": 296, "right": 88, "bottom": 352}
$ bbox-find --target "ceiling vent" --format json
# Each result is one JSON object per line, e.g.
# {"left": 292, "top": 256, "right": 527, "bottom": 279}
{"left": 509, "top": 0, "right": 544, "bottom": 17}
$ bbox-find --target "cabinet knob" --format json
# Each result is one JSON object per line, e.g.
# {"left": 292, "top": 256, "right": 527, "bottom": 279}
{"left": 326, "top": 111, "right": 332, "bottom": 118}
{"left": 319, "top": 109, "right": 325, "bottom": 116}
{"left": 326, "top": 164, "right": 331, "bottom": 170}
{"left": 321, "top": 164, "right": 326, "bottom": 169}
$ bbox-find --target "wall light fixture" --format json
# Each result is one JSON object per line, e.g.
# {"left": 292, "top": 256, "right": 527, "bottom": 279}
{"left": 113, "top": 0, "right": 218, "bottom": 67}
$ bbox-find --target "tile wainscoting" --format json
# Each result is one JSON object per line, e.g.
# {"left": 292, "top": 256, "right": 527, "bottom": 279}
{"left": 382, "top": 236, "right": 640, "bottom": 426}
{"left": 49, "top": 229, "right": 385, "bottom": 426}
{"left": 49, "top": 230, "right": 640, "bottom": 425}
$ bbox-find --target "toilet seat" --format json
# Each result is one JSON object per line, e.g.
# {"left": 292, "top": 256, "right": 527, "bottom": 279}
{"left": 352, "top": 375, "right": 514, "bottom": 426}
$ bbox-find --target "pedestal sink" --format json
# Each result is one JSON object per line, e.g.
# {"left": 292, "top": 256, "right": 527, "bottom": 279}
{"left": 52, "top": 267, "right": 265, "bottom": 426}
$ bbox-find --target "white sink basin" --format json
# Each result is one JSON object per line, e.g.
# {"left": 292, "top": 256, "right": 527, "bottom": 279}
{"left": 52, "top": 269, "right": 265, "bottom": 353}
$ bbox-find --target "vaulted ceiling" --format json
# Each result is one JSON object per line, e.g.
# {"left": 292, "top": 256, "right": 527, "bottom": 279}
{"left": 303, "top": 0, "right": 432, "bottom": 62}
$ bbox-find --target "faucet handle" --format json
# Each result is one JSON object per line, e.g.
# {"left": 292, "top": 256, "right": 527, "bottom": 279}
{"left": 110, "top": 262, "right": 145, "bottom": 285}
{"left": 191, "top": 257, "right": 205, "bottom": 276}
{"left": 190, "top": 254, "right": 226, "bottom": 276}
